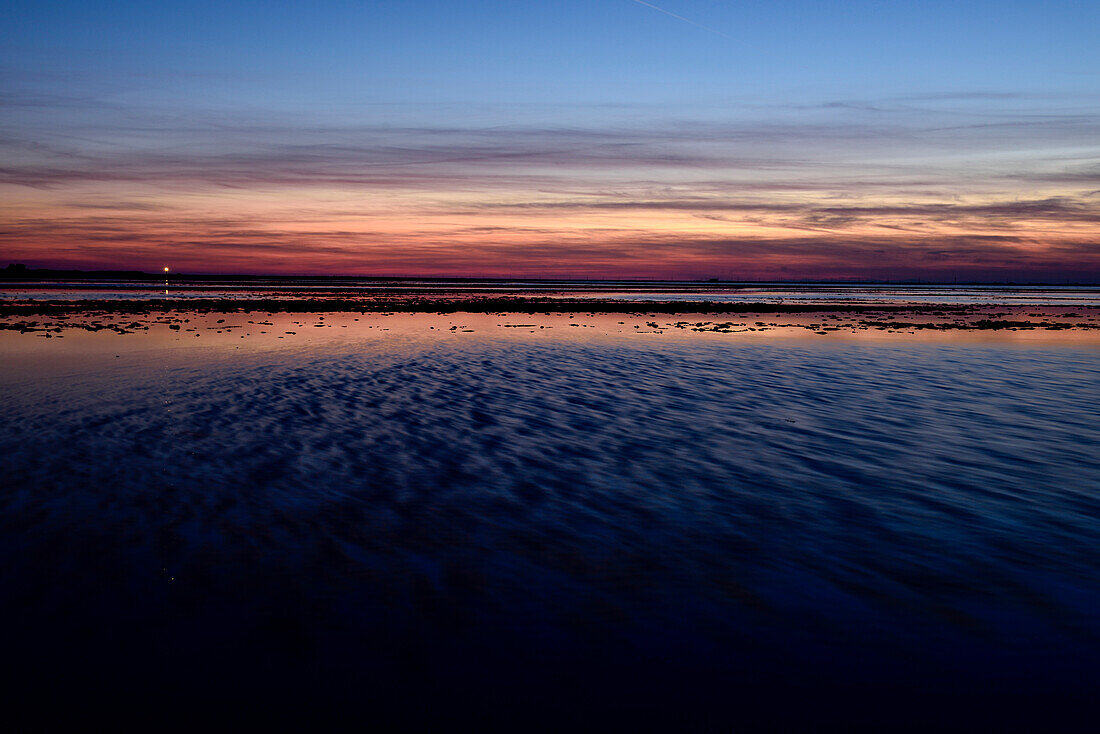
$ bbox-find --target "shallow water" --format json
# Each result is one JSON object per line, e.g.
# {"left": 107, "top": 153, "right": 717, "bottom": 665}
{"left": 5, "top": 279, "right": 1100, "bottom": 305}
{"left": 2, "top": 333, "right": 1099, "bottom": 725}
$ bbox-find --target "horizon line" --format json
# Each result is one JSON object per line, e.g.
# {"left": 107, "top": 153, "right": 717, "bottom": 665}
{"left": 2, "top": 265, "right": 1099, "bottom": 287}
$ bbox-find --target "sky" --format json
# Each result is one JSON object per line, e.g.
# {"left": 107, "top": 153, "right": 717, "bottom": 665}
{"left": 2, "top": 0, "right": 1099, "bottom": 280}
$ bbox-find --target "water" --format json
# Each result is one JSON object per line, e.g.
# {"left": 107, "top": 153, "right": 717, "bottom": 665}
{"left": 5, "top": 279, "right": 1100, "bottom": 305}
{"left": 2, "top": 334, "right": 1099, "bottom": 726}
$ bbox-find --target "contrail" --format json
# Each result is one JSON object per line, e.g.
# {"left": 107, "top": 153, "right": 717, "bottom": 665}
{"left": 627, "top": 0, "right": 731, "bottom": 39}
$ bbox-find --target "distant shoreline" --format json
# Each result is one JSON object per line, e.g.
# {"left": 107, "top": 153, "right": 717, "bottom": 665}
{"left": 0, "top": 296, "right": 1042, "bottom": 316}
{"left": 2, "top": 266, "right": 1098, "bottom": 287}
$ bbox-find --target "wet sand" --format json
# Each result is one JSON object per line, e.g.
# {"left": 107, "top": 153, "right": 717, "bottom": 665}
{"left": 3, "top": 297, "right": 1099, "bottom": 345}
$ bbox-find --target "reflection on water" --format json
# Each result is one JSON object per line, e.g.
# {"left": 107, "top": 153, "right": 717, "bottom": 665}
{"left": 1, "top": 337, "right": 1099, "bottom": 725}
{"left": 5, "top": 279, "right": 1100, "bottom": 305}
{"left": 592, "top": 286, "right": 1100, "bottom": 305}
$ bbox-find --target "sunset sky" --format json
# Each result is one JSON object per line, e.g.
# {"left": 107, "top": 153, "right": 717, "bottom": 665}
{"left": 3, "top": 1, "right": 1099, "bottom": 279}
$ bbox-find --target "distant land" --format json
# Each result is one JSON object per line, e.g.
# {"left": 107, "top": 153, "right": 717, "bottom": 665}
{"left": 3, "top": 264, "right": 1098, "bottom": 286}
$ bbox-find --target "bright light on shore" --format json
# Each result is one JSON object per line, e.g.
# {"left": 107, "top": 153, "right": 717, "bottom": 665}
{"left": 164, "top": 266, "right": 170, "bottom": 273}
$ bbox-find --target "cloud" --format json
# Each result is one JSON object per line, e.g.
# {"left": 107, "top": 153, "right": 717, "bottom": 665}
{"left": 2, "top": 85, "right": 1098, "bottom": 193}
{"left": 463, "top": 195, "right": 1100, "bottom": 228}
{"left": 1016, "top": 164, "right": 1100, "bottom": 185}
{"left": 2, "top": 88, "right": 1099, "bottom": 278}
{"left": 4, "top": 209, "right": 1097, "bottom": 279}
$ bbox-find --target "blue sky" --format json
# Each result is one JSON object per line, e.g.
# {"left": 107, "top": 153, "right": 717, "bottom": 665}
{"left": 3, "top": 1, "right": 1099, "bottom": 278}
{"left": 8, "top": 1, "right": 1098, "bottom": 110}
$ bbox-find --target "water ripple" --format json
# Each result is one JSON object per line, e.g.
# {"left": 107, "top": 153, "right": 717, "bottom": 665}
{"left": 2, "top": 340, "right": 1099, "bottom": 721}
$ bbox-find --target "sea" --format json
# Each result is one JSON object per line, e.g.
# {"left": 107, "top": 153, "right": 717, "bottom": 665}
{"left": 3, "top": 278, "right": 1100, "bottom": 305}
{"left": 1, "top": 283, "right": 1098, "bottom": 728}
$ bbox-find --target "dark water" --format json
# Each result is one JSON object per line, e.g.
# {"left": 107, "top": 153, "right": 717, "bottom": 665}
{"left": 2, "top": 339, "right": 1099, "bottom": 727}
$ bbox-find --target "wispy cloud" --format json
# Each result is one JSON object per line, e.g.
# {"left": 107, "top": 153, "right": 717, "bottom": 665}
{"left": 4, "top": 209, "right": 1097, "bottom": 279}
{"left": 2, "top": 89, "right": 1098, "bottom": 277}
